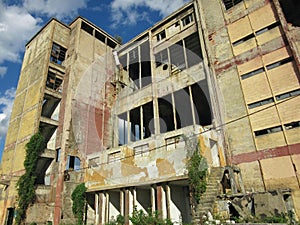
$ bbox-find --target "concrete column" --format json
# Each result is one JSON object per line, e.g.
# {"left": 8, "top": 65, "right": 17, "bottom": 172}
{"left": 166, "top": 184, "right": 171, "bottom": 219}
{"left": 95, "top": 193, "right": 99, "bottom": 225}
{"left": 151, "top": 186, "right": 156, "bottom": 213}
{"left": 120, "top": 190, "right": 124, "bottom": 216}
{"left": 157, "top": 184, "right": 167, "bottom": 219}
{"left": 99, "top": 192, "right": 106, "bottom": 225}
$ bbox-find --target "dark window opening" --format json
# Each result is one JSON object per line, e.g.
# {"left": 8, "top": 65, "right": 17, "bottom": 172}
{"left": 81, "top": 21, "right": 93, "bottom": 35}
{"left": 248, "top": 98, "right": 274, "bottom": 109}
{"left": 107, "top": 38, "right": 117, "bottom": 49}
{"left": 155, "top": 49, "right": 168, "bottom": 67}
{"left": 170, "top": 40, "right": 186, "bottom": 70}
{"left": 174, "top": 88, "right": 193, "bottom": 127}
{"left": 157, "top": 30, "right": 166, "bottom": 41}
{"left": 130, "top": 107, "right": 141, "bottom": 142}
{"left": 185, "top": 32, "right": 202, "bottom": 67}
{"left": 129, "top": 63, "right": 139, "bottom": 89}
{"left": 276, "top": 89, "right": 300, "bottom": 101}
{"left": 255, "top": 22, "right": 280, "bottom": 35}
{"left": 254, "top": 125, "right": 282, "bottom": 136}
{"left": 223, "top": 0, "right": 243, "bottom": 10}
{"left": 141, "top": 41, "right": 152, "bottom": 87}
{"left": 6, "top": 208, "right": 15, "bottom": 225}
{"left": 119, "top": 54, "right": 127, "bottom": 71}
{"left": 50, "top": 43, "right": 67, "bottom": 65}
{"left": 66, "top": 155, "right": 81, "bottom": 171}
{"left": 266, "top": 57, "right": 293, "bottom": 70}
{"left": 142, "top": 102, "right": 154, "bottom": 139}
{"left": 182, "top": 13, "right": 193, "bottom": 26}
{"left": 56, "top": 148, "right": 61, "bottom": 162}
{"left": 241, "top": 68, "right": 265, "bottom": 80}
{"left": 279, "top": 0, "right": 300, "bottom": 26}
{"left": 118, "top": 113, "right": 128, "bottom": 146}
{"left": 285, "top": 121, "right": 300, "bottom": 130}
{"left": 41, "top": 95, "right": 60, "bottom": 119}
{"left": 158, "top": 95, "right": 175, "bottom": 133}
{"left": 232, "top": 33, "right": 255, "bottom": 46}
{"left": 95, "top": 30, "right": 106, "bottom": 43}
{"left": 191, "top": 82, "right": 212, "bottom": 126}
{"left": 46, "top": 70, "right": 63, "bottom": 92}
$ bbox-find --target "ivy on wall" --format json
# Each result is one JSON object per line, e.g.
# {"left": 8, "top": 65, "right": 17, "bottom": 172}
{"left": 71, "top": 183, "right": 87, "bottom": 225}
{"left": 16, "top": 132, "right": 45, "bottom": 224}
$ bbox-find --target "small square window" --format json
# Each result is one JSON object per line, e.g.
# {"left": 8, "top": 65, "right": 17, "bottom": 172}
{"left": 156, "top": 30, "right": 166, "bottom": 41}
{"left": 182, "top": 14, "right": 193, "bottom": 26}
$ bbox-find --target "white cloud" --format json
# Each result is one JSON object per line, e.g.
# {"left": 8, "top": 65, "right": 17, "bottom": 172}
{"left": 0, "top": 87, "right": 16, "bottom": 141}
{"left": 0, "top": 2, "right": 42, "bottom": 64}
{"left": 23, "top": 0, "right": 87, "bottom": 20}
{"left": 110, "top": 0, "right": 189, "bottom": 27}
{"left": 0, "top": 66, "right": 7, "bottom": 77}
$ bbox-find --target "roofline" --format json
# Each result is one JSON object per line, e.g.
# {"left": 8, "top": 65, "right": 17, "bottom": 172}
{"left": 26, "top": 18, "right": 70, "bottom": 47}
{"left": 69, "top": 16, "right": 121, "bottom": 45}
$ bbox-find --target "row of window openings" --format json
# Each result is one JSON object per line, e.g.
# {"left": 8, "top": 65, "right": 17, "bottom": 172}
{"left": 254, "top": 121, "right": 300, "bottom": 136}
{"left": 248, "top": 89, "right": 300, "bottom": 109}
{"left": 118, "top": 32, "right": 202, "bottom": 90}
{"left": 50, "top": 42, "right": 67, "bottom": 65}
{"left": 232, "top": 21, "right": 281, "bottom": 47}
{"left": 117, "top": 83, "right": 211, "bottom": 146}
{"left": 155, "top": 32, "right": 203, "bottom": 70}
{"left": 241, "top": 56, "right": 293, "bottom": 80}
{"left": 156, "top": 13, "right": 194, "bottom": 42}
{"left": 81, "top": 21, "right": 117, "bottom": 49}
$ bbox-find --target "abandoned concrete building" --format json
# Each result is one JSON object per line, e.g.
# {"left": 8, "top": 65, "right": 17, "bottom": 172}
{"left": 0, "top": 0, "right": 299, "bottom": 224}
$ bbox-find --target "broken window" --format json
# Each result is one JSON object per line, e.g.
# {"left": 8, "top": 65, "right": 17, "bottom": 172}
{"left": 156, "top": 30, "right": 166, "bottom": 41}
{"left": 155, "top": 49, "right": 168, "bottom": 67}
{"left": 222, "top": 0, "right": 243, "bottom": 10}
{"left": 169, "top": 40, "right": 186, "bottom": 70}
{"left": 284, "top": 121, "right": 300, "bottom": 130}
{"left": 66, "top": 155, "right": 81, "bottom": 171}
{"left": 130, "top": 107, "right": 141, "bottom": 142}
{"left": 46, "top": 68, "right": 63, "bottom": 92}
{"left": 191, "top": 82, "right": 212, "bottom": 126}
{"left": 50, "top": 43, "right": 67, "bottom": 65}
{"left": 158, "top": 95, "right": 176, "bottom": 133}
{"left": 181, "top": 13, "right": 193, "bottom": 27}
{"left": 184, "top": 32, "right": 202, "bottom": 67}
{"left": 118, "top": 112, "right": 128, "bottom": 146}
{"left": 140, "top": 41, "right": 152, "bottom": 87}
{"left": 254, "top": 125, "right": 282, "bottom": 136}
{"left": 279, "top": 0, "right": 300, "bottom": 26}
{"left": 174, "top": 88, "right": 193, "bottom": 127}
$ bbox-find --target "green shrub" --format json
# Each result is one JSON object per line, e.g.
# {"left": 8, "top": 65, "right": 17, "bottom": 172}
{"left": 71, "top": 183, "right": 87, "bottom": 225}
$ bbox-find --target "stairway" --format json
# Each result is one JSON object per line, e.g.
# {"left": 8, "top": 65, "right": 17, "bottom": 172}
{"left": 193, "top": 167, "right": 225, "bottom": 224}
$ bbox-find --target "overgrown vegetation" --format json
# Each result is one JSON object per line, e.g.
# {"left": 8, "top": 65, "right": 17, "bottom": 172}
{"left": 16, "top": 132, "right": 45, "bottom": 225}
{"left": 187, "top": 146, "right": 208, "bottom": 204}
{"left": 71, "top": 183, "right": 87, "bottom": 225}
{"left": 106, "top": 207, "right": 173, "bottom": 225}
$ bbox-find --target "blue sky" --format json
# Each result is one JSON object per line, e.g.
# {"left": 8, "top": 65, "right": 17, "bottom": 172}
{"left": 0, "top": 0, "right": 189, "bottom": 159}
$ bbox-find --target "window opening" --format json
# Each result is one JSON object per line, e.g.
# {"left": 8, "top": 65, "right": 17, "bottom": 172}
{"left": 279, "top": 0, "right": 300, "bottom": 26}
{"left": 174, "top": 88, "right": 193, "bottom": 128}
{"left": 254, "top": 125, "right": 282, "bottom": 136}
{"left": 223, "top": 0, "right": 243, "bottom": 10}
{"left": 50, "top": 43, "right": 67, "bottom": 65}
{"left": 156, "top": 30, "right": 166, "bottom": 41}
{"left": 248, "top": 98, "right": 274, "bottom": 109}
{"left": 182, "top": 13, "right": 193, "bottom": 26}
{"left": 107, "top": 38, "right": 117, "bottom": 49}
{"left": 255, "top": 22, "right": 280, "bottom": 35}
{"left": 155, "top": 49, "right": 168, "bottom": 67}
{"left": 276, "top": 89, "right": 300, "bottom": 101}
{"left": 232, "top": 33, "right": 255, "bottom": 47}
{"left": 129, "top": 47, "right": 140, "bottom": 89}
{"left": 118, "top": 112, "right": 128, "bottom": 146}
{"left": 158, "top": 95, "right": 175, "bottom": 133}
{"left": 140, "top": 41, "right": 152, "bottom": 87}
{"left": 184, "top": 32, "right": 202, "bottom": 67}
{"left": 169, "top": 40, "right": 186, "bottom": 70}
{"left": 266, "top": 57, "right": 293, "bottom": 70}
{"left": 56, "top": 148, "right": 61, "bottom": 162}
{"left": 6, "top": 208, "right": 15, "bottom": 225}
{"left": 130, "top": 107, "right": 141, "bottom": 142}
{"left": 241, "top": 68, "right": 265, "bottom": 80}
{"left": 284, "top": 121, "right": 300, "bottom": 130}
{"left": 81, "top": 21, "right": 93, "bottom": 35}
{"left": 66, "top": 155, "right": 81, "bottom": 171}
{"left": 46, "top": 70, "right": 63, "bottom": 91}
{"left": 95, "top": 30, "right": 106, "bottom": 43}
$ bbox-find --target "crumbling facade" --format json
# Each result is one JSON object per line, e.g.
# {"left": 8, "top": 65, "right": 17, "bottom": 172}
{"left": 0, "top": 0, "right": 299, "bottom": 224}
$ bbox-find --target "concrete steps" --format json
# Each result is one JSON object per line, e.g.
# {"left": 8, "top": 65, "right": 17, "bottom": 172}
{"left": 193, "top": 167, "right": 225, "bottom": 223}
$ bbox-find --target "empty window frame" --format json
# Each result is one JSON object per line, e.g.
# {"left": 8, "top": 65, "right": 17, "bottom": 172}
{"left": 66, "top": 155, "right": 81, "bottom": 171}
{"left": 158, "top": 95, "right": 176, "bottom": 133}
{"left": 223, "top": 0, "right": 243, "bottom": 10}
{"left": 155, "top": 49, "right": 168, "bottom": 67}
{"left": 46, "top": 69, "right": 63, "bottom": 91}
{"left": 156, "top": 30, "right": 166, "bottom": 41}
{"left": 50, "top": 43, "right": 67, "bottom": 65}
{"left": 174, "top": 88, "right": 193, "bottom": 128}
{"left": 184, "top": 32, "right": 202, "bottom": 67}
{"left": 140, "top": 41, "right": 152, "bottom": 87}
{"left": 118, "top": 112, "right": 128, "bottom": 146}
{"left": 81, "top": 21, "right": 93, "bottom": 35}
{"left": 191, "top": 82, "right": 212, "bottom": 126}
{"left": 169, "top": 40, "right": 186, "bottom": 70}
{"left": 181, "top": 13, "right": 194, "bottom": 27}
